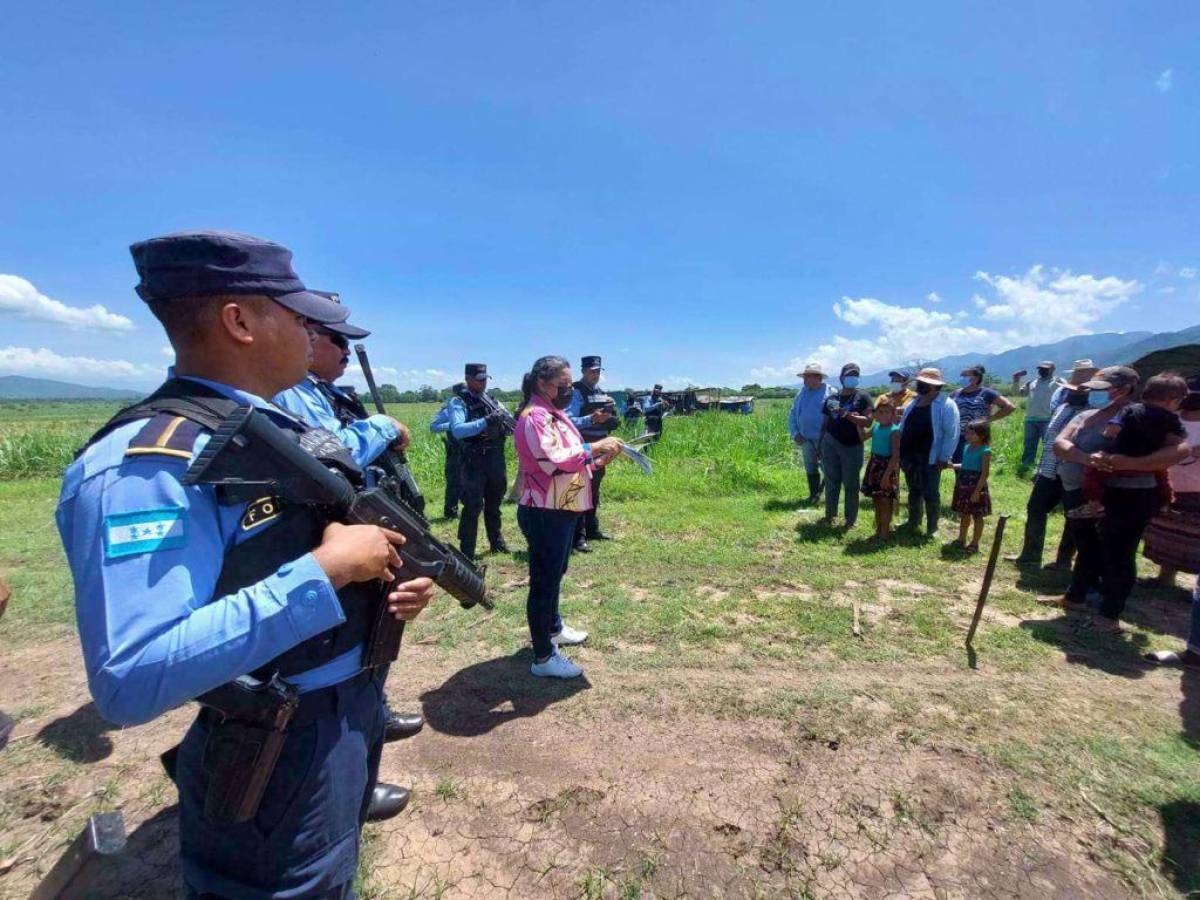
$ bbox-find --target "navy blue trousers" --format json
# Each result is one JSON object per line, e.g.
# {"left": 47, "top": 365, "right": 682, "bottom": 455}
{"left": 178, "top": 672, "right": 385, "bottom": 900}
{"left": 518, "top": 505, "right": 578, "bottom": 659}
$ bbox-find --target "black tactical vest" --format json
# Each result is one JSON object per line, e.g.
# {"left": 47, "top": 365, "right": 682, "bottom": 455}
{"left": 572, "top": 379, "right": 619, "bottom": 441}
{"left": 82, "top": 378, "right": 382, "bottom": 680}
{"left": 460, "top": 389, "right": 503, "bottom": 449}
{"left": 314, "top": 377, "right": 370, "bottom": 427}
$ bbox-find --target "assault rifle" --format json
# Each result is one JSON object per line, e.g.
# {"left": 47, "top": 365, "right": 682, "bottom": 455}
{"left": 477, "top": 389, "right": 517, "bottom": 436}
{"left": 353, "top": 344, "right": 426, "bottom": 515}
{"left": 181, "top": 405, "right": 491, "bottom": 670}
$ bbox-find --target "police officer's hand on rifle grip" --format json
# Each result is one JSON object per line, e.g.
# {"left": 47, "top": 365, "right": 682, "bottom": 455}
{"left": 311, "top": 523, "right": 436, "bottom": 621}
{"left": 312, "top": 522, "right": 407, "bottom": 588}
{"left": 591, "top": 407, "right": 613, "bottom": 425}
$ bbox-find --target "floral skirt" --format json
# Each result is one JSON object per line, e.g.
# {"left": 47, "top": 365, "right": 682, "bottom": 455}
{"left": 952, "top": 471, "right": 992, "bottom": 516}
{"left": 1144, "top": 492, "right": 1200, "bottom": 574}
{"left": 861, "top": 453, "right": 899, "bottom": 500}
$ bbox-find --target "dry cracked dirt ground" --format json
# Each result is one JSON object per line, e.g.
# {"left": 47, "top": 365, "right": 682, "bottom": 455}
{"left": 0, "top": 627, "right": 1187, "bottom": 899}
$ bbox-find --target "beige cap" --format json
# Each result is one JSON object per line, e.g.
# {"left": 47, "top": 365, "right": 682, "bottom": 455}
{"left": 915, "top": 367, "right": 946, "bottom": 387}
{"left": 798, "top": 362, "right": 826, "bottom": 377}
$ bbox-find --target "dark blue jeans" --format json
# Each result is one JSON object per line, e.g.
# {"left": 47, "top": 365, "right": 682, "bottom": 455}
{"left": 518, "top": 505, "right": 579, "bottom": 659}
{"left": 1023, "top": 419, "right": 1049, "bottom": 467}
{"left": 178, "top": 673, "right": 384, "bottom": 900}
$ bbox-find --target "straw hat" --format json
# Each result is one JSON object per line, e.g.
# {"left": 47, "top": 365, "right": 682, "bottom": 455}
{"left": 915, "top": 367, "right": 946, "bottom": 386}
{"left": 798, "top": 362, "right": 826, "bottom": 378}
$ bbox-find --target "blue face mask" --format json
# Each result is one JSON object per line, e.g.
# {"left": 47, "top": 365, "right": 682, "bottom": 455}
{"left": 1088, "top": 390, "right": 1110, "bottom": 408}
{"left": 960, "top": 376, "right": 975, "bottom": 388}
{"left": 843, "top": 376, "right": 860, "bottom": 388}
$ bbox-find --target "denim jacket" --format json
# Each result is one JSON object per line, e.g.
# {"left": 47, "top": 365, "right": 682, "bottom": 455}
{"left": 899, "top": 393, "right": 960, "bottom": 465}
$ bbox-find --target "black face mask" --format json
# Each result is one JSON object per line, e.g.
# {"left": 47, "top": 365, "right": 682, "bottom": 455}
{"left": 916, "top": 382, "right": 933, "bottom": 396}
{"left": 553, "top": 384, "right": 573, "bottom": 409}
{"left": 1037, "top": 367, "right": 1051, "bottom": 377}
{"left": 1067, "top": 390, "right": 1088, "bottom": 408}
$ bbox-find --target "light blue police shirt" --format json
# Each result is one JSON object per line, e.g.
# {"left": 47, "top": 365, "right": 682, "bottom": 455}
{"left": 56, "top": 374, "right": 364, "bottom": 727}
{"left": 273, "top": 375, "right": 397, "bottom": 468}
{"left": 446, "top": 392, "right": 510, "bottom": 440}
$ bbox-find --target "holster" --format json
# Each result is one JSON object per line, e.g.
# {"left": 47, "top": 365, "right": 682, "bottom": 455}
{"left": 198, "top": 674, "right": 300, "bottom": 825}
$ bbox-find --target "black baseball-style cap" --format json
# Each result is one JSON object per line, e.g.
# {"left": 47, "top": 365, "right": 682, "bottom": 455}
{"left": 310, "top": 292, "right": 371, "bottom": 339}
{"left": 465, "top": 363, "right": 490, "bottom": 380}
{"left": 581, "top": 355, "right": 603, "bottom": 370}
{"left": 130, "top": 230, "right": 348, "bottom": 324}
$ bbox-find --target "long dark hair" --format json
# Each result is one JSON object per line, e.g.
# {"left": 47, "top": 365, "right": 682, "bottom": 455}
{"left": 518, "top": 355, "right": 570, "bottom": 414}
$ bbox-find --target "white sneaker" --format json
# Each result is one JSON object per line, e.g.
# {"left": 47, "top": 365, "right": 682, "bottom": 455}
{"left": 531, "top": 651, "right": 583, "bottom": 679}
{"left": 551, "top": 624, "right": 589, "bottom": 646}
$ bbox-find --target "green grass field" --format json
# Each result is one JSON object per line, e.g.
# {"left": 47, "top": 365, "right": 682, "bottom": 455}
{"left": 0, "top": 397, "right": 1197, "bottom": 897}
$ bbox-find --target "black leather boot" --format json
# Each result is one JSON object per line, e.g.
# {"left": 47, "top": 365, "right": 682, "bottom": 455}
{"left": 384, "top": 706, "right": 424, "bottom": 742}
{"left": 365, "top": 783, "right": 411, "bottom": 822}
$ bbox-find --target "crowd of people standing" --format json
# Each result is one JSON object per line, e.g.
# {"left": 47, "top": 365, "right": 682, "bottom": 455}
{"left": 790, "top": 356, "right": 1200, "bottom": 635}
{"left": 789, "top": 361, "right": 1007, "bottom": 548}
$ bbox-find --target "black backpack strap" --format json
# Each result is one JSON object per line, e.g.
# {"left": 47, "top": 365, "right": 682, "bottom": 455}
{"left": 78, "top": 379, "right": 244, "bottom": 460}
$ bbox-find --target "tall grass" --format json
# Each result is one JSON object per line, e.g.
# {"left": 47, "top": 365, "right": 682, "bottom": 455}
{"left": 0, "top": 397, "right": 1030, "bottom": 497}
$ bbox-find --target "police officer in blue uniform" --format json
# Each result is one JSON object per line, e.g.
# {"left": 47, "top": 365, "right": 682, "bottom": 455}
{"left": 566, "top": 355, "right": 616, "bottom": 552}
{"left": 430, "top": 383, "right": 466, "bottom": 519}
{"left": 642, "top": 384, "right": 669, "bottom": 435}
{"left": 56, "top": 231, "right": 436, "bottom": 899}
{"left": 446, "top": 363, "right": 511, "bottom": 559}
{"left": 274, "top": 305, "right": 426, "bottom": 750}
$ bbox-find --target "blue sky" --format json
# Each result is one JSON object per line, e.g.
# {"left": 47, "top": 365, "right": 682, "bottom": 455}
{"left": 1, "top": 2, "right": 1197, "bottom": 391}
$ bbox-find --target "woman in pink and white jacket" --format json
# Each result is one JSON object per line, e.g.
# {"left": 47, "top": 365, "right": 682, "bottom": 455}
{"left": 514, "top": 355, "right": 624, "bottom": 678}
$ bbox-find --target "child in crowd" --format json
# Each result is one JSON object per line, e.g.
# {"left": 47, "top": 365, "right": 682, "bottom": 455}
{"left": 951, "top": 419, "right": 992, "bottom": 551}
{"left": 861, "top": 397, "right": 901, "bottom": 538}
{"left": 1073, "top": 372, "right": 1189, "bottom": 519}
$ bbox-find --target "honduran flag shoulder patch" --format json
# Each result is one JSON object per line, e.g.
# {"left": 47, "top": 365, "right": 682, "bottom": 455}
{"left": 104, "top": 508, "right": 186, "bottom": 559}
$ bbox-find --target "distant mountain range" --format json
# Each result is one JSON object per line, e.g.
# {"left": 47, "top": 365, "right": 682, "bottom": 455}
{"left": 0, "top": 375, "right": 143, "bottom": 401}
{"left": 858, "top": 323, "right": 1200, "bottom": 387}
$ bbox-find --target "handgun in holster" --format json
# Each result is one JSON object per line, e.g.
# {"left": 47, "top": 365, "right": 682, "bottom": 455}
{"left": 197, "top": 673, "right": 300, "bottom": 825}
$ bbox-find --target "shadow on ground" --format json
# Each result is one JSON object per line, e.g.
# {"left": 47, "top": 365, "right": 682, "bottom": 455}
{"left": 30, "top": 805, "right": 179, "bottom": 899}
{"left": 36, "top": 702, "right": 118, "bottom": 763}
{"left": 763, "top": 498, "right": 816, "bottom": 513}
{"left": 1160, "top": 799, "right": 1200, "bottom": 896}
{"left": 420, "top": 651, "right": 590, "bottom": 737}
{"left": 1020, "top": 614, "right": 1151, "bottom": 679}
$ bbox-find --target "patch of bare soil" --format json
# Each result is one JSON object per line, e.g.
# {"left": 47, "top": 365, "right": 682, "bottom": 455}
{"left": 0, "top": 637, "right": 1173, "bottom": 899}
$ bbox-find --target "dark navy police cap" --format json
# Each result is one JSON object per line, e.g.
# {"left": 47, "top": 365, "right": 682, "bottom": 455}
{"left": 310, "top": 292, "right": 371, "bottom": 339}
{"left": 465, "top": 363, "right": 489, "bottom": 379}
{"left": 581, "top": 355, "right": 603, "bottom": 370}
{"left": 130, "top": 230, "right": 348, "bottom": 324}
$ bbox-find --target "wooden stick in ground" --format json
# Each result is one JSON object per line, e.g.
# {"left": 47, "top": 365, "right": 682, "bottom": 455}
{"left": 966, "top": 515, "right": 1009, "bottom": 665}
{"left": 852, "top": 597, "right": 862, "bottom": 637}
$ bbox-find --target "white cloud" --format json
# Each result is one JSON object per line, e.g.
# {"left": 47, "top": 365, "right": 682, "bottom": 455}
{"left": 343, "top": 364, "right": 453, "bottom": 390}
{"left": 974, "top": 266, "right": 1140, "bottom": 338}
{"left": 1157, "top": 68, "right": 1174, "bottom": 93}
{"left": 1159, "top": 286, "right": 1177, "bottom": 295}
{"left": 0, "top": 346, "right": 164, "bottom": 383}
{"left": 1181, "top": 267, "right": 1197, "bottom": 280}
{"left": 160, "top": 345, "right": 175, "bottom": 357}
{"left": 925, "top": 292, "right": 941, "bottom": 304}
{"left": 750, "top": 265, "right": 1143, "bottom": 382}
{"left": 0, "top": 275, "right": 134, "bottom": 332}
